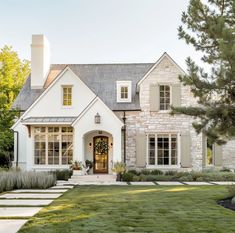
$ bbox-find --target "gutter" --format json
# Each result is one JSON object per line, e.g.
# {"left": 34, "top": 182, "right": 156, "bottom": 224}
{"left": 122, "top": 111, "right": 127, "bottom": 163}
{"left": 11, "top": 130, "right": 19, "bottom": 168}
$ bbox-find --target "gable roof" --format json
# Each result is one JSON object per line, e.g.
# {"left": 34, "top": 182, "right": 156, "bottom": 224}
{"left": 12, "top": 63, "right": 153, "bottom": 111}
{"left": 136, "top": 52, "right": 186, "bottom": 91}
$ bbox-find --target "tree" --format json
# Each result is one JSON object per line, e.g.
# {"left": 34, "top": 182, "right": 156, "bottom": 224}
{"left": 172, "top": 0, "right": 235, "bottom": 144}
{"left": 0, "top": 46, "right": 30, "bottom": 167}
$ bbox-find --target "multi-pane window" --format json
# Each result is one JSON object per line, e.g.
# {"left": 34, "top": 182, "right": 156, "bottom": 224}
{"left": 120, "top": 86, "right": 128, "bottom": 100}
{"left": 34, "top": 127, "right": 73, "bottom": 165}
{"left": 116, "top": 81, "right": 132, "bottom": 102}
{"left": 148, "top": 135, "right": 155, "bottom": 165}
{"left": 160, "top": 85, "right": 170, "bottom": 110}
{"left": 63, "top": 87, "right": 72, "bottom": 106}
{"left": 148, "top": 133, "right": 178, "bottom": 166}
{"left": 34, "top": 127, "right": 46, "bottom": 165}
{"left": 62, "top": 127, "right": 73, "bottom": 165}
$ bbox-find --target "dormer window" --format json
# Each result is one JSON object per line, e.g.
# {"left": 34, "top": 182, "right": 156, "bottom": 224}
{"left": 117, "top": 81, "right": 132, "bottom": 102}
{"left": 62, "top": 86, "right": 72, "bottom": 106}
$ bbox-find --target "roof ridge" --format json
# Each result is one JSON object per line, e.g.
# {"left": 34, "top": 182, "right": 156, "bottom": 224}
{"left": 51, "top": 63, "right": 154, "bottom": 66}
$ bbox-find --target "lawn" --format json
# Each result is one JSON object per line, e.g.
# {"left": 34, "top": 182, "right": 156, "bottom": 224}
{"left": 19, "top": 185, "right": 235, "bottom": 233}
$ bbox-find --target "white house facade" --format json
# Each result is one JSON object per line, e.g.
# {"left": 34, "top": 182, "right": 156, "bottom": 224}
{"left": 11, "top": 35, "right": 235, "bottom": 173}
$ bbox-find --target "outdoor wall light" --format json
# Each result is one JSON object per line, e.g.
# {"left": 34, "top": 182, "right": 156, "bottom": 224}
{"left": 110, "top": 142, "right": 113, "bottom": 148}
{"left": 89, "top": 143, "right": 92, "bottom": 149}
{"left": 95, "top": 113, "right": 101, "bottom": 124}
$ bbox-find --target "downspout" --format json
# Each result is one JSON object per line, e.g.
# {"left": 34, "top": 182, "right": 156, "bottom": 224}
{"left": 11, "top": 130, "right": 19, "bottom": 168}
{"left": 122, "top": 111, "right": 126, "bottom": 163}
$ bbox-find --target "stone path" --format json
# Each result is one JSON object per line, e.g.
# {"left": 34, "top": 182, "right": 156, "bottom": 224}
{"left": 0, "top": 183, "right": 74, "bottom": 233}
{"left": 65, "top": 181, "right": 235, "bottom": 186}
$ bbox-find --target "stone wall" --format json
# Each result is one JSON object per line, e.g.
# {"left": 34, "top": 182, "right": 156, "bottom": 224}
{"left": 115, "top": 55, "right": 203, "bottom": 171}
{"left": 223, "top": 140, "right": 235, "bottom": 169}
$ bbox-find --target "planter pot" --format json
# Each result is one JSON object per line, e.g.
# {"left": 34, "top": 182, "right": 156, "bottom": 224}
{"left": 73, "top": 170, "right": 83, "bottom": 176}
{"left": 116, "top": 173, "right": 122, "bottom": 181}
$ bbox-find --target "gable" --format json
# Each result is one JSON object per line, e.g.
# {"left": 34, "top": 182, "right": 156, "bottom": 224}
{"left": 137, "top": 53, "right": 186, "bottom": 91}
{"left": 12, "top": 67, "right": 96, "bottom": 129}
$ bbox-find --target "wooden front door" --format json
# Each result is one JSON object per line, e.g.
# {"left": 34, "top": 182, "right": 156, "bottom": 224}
{"left": 93, "top": 136, "right": 109, "bottom": 174}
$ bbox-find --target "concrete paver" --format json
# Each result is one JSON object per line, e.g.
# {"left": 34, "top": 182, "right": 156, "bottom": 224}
{"left": 156, "top": 181, "right": 183, "bottom": 185}
{"left": 183, "top": 182, "right": 212, "bottom": 185}
{"left": 0, "top": 193, "right": 61, "bottom": 199}
{"left": 11, "top": 189, "right": 68, "bottom": 193}
{"left": 0, "top": 199, "right": 53, "bottom": 206}
{"left": 0, "top": 220, "right": 28, "bottom": 233}
{"left": 0, "top": 207, "right": 42, "bottom": 217}
{"left": 51, "top": 185, "right": 74, "bottom": 189}
{"left": 130, "top": 182, "right": 156, "bottom": 185}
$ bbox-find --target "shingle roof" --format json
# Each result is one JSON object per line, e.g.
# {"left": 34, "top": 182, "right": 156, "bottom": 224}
{"left": 12, "top": 63, "right": 154, "bottom": 111}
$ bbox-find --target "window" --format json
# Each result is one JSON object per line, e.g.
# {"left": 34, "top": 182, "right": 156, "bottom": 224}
{"left": 206, "top": 138, "right": 214, "bottom": 165}
{"left": 34, "top": 127, "right": 73, "bottom": 165}
{"left": 148, "top": 133, "right": 178, "bottom": 166}
{"left": 63, "top": 86, "right": 72, "bottom": 106}
{"left": 121, "top": 86, "right": 128, "bottom": 99}
{"left": 116, "top": 81, "right": 132, "bottom": 102}
{"left": 159, "top": 85, "right": 170, "bottom": 110}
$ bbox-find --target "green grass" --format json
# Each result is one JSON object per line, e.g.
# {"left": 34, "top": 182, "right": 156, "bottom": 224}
{"left": 19, "top": 186, "right": 235, "bottom": 233}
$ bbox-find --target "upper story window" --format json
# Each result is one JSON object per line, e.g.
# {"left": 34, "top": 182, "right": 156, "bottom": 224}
{"left": 116, "top": 81, "right": 132, "bottom": 102}
{"left": 62, "top": 86, "right": 72, "bottom": 106}
{"left": 159, "top": 85, "right": 170, "bottom": 110}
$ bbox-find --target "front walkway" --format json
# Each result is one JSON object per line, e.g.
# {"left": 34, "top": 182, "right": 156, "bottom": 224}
{"left": 0, "top": 184, "right": 74, "bottom": 233}
{"left": 0, "top": 180, "right": 234, "bottom": 232}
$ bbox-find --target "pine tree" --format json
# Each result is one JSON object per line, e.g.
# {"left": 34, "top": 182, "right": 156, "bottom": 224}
{"left": 172, "top": 0, "right": 235, "bottom": 144}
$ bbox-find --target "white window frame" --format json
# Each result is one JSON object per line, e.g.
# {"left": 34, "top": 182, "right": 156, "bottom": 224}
{"left": 116, "top": 81, "right": 132, "bottom": 103}
{"left": 62, "top": 85, "right": 73, "bottom": 108}
{"left": 146, "top": 132, "right": 180, "bottom": 168}
{"left": 32, "top": 126, "right": 74, "bottom": 166}
{"left": 158, "top": 83, "right": 172, "bottom": 113}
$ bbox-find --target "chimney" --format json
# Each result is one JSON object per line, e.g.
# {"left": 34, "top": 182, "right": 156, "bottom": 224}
{"left": 31, "top": 35, "right": 50, "bottom": 89}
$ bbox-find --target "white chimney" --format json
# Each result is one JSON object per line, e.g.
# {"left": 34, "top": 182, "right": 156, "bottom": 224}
{"left": 31, "top": 35, "right": 50, "bottom": 89}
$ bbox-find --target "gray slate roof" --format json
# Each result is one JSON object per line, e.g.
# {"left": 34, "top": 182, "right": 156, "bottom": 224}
{"left": 12, "top": 63, "right": 154, "bottom": 111}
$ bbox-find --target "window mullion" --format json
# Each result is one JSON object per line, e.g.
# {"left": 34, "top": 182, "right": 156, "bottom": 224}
{"left": 155, "top": 133, "right": 157, "bottom": 165}
{"left": 169, "top": 133, "right": 171, "bottom": 166}
{"left": 46, "top": 128, "right": 48, "bottom": 165}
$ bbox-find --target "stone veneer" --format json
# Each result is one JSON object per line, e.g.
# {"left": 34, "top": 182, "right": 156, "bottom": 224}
{"left": 115, "top": 56, "right": 204, "bottom": 171}
{"left": 223, "top": 140, "right": 235, "bottom": 169}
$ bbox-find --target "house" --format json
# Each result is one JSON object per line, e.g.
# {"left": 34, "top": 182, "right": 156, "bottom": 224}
{"left": 11, "top": 35, "right": 235, "bottom": 173}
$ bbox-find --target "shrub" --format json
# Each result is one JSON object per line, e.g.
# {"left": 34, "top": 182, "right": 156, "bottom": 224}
{"left": 122, "top": 172, "right": 134, "bottom": 182}
{"left": 220, "top": 167, "right": 232, "bottom": 172}
{"left": 133, "top": 175, "right": 141, "bottom": 182}
{"left": 227, "top": 185, "right": 235, "bottom": 197}
{"left": 150, "top": 169, "right": 163, "bottom": 175}
{"left": 54, "top": 169, "right": 72, "bottom": 181}
{"left": 139, "top": 174, "right": 147, "bottom": 181}
{"left": 179, "top": 175, "right": 193, "bottom": 182}
{"left": 231, "top": 197, "right": 235, "bottom": 205}
{"left": 128, "top": 169, "right": 140, "bottom": 175}
{"left": 0, "top": 170, "right": 56, "bottom": 193}
{"left": 140, "top": 169, "right": 151, "bottom": 175}
{"left": 164, "top": 170, "right": 177, "bottom": 176}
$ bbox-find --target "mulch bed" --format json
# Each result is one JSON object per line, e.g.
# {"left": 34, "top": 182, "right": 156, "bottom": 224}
{"left": 218, "top": 197, "right": 235, "bottom": 211}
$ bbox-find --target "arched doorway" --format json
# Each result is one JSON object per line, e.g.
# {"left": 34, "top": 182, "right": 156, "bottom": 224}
{"left": 83, "top": 130, "right": 113, "bottom": 174}
{"left": 93, "top": 136, "right": 109, "bottom": 173}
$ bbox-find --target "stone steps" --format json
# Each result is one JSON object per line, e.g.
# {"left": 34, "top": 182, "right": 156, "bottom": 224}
{"left": 68, "top": 174, "right": 116, "bottom": 183}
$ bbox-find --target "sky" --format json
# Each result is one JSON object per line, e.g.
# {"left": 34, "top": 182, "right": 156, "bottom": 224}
{"left": 0, "top": 0, "right": 203, "bottom": 70}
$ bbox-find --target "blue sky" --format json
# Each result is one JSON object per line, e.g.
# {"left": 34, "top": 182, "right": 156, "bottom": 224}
{"left": 0, "top": 0, "right": 202, "bottom": 69}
